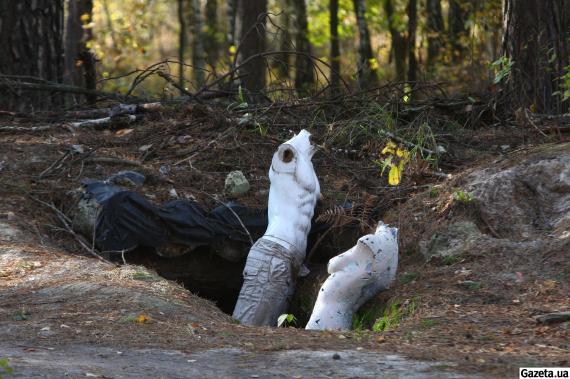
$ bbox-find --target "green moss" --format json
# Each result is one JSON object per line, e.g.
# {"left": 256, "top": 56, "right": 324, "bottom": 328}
{"left": 353, "top": 305, "right": 385, "bottom": 330}
{"left": 119, "top": 315, "right": 138, "bottom": 324}
{"left": 372, "top": 296, "right": 421, "bottom": 331}
{"left": 401, "top": 272, "right": 418, "bottom": 283}
{"left": 422, "top": 319, "right": 440, "bottom": 327}
{"left": 132, "top": 271, "right": 155, "bottom": 280}
{"left": 442, "top": 253, "right": 467, "bottom": 265}
{"left": 462, "top": 281, "right": 482, "bottom": 290}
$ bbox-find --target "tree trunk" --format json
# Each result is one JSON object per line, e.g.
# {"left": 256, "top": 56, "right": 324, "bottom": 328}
{"left": 204, "top": 0, "right": 219, "bottom": 68}
{"left": 330, "top": 0, "right": 341, "bottom": 89}
{"left": 227, "top": 0, "right": 237, "bottom": 50}
{"left": 190, "top": 0, "right": 206, "bottom": 86}
{"left": 353, "top": 0, "right": 378, "bottom": 87}
{"left": 448, "top": 0, "right": 468, "bottom": 54}
{"left": 407, "top": 0, "right": 418, "bottom": 83}
{"left": 292, "top": 0, "right": 315, "bottom": 92}
{"left": 178, "top": 0, "right": 188, "bottom": 88}
{"left": 502, "top": 0, "right": 570, "bottom": 113}
{"left": 272, "top": 0, "right": 293, "bottom": 80}
{"left": 64, "top": 0, "right": 93, "bottom": 102}
{"left": 384, "top": 0, "right": 407, "bottom": 79}
{"left": 426, "top": 0, "right": 444, "bottom": 67}
{"left": 234, "top": 0, "right": 267, "bottom": 94}
{"left": 0, "top": 0, "right": 64, "bottom": 111}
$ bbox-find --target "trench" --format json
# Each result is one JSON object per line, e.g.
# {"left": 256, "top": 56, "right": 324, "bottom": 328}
{"left": 119, "top": 228, "right": 359, "bottom": 318}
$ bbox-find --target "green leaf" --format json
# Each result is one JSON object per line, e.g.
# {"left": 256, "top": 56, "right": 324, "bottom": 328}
{"left": 238, "top": 86, "right": 244, "bottom": 102}
{"left": 468, "top": 97, "right": 476, "bottom": 102}
{"left": 549, "top": 54, "right": 557, "bottom": 63}
{"left": 380, "top": 156, "right": 393, "bottom": 175}
{"left": 493, "top": 74, "right": 503, "bottom": 84}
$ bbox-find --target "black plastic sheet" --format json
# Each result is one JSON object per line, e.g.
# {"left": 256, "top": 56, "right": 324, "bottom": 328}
{"left": 83, "top": 180, "right": 269, "bottom": 256}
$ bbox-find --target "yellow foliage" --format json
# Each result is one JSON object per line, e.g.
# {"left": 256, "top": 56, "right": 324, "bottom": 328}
{"left": 389, "top": 166, "right": 401, "bottom": 185}
{"left": 382, "top": 141, "right": 397, "bottom": 155}
{"left": 136, "top": 315, "right": 149, "bottom": 323}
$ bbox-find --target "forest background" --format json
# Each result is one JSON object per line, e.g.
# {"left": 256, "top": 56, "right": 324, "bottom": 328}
{"left": 74, "top": 0, "right": 502, "bottom": 100}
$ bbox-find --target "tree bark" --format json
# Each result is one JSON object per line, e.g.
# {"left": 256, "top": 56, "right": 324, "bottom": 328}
{"left": 64, "top": 0, "right": 93, "bottom": 100}
{"left": 190, "top": 0, "right": 206, "bottom": 86}
{"left": 272, "top": 0, "right": 293, "bottom": 80}
{"left": 227, "top": 0, "right": 237, "bottom": 50}
{"left": 178, "top": 0, "right": 188, "bottom": 88}
{"left": 502, "top": 0, "right": 570, "bottom": 113}
{"left": 384, "top": 0, "right": 407, "bottom": 78}
{"left": 292, "top": 0, "right": 315, "bottom": 92}
{"left": 0, "top": 0, "right": 65, "bottom": 111}
{"left": 330, "top": 0, "right": 341, "bottom": 89}
{"left": 353, "top": 0, "right": 378, "bottom": 87}
{"left": 426, "top": 0, "right": 444, "bottom": 67}
{"left": 448, "top": 0, "right": 468, "bottom": 54}
{"left": 234, "top": 0, "right": 267, "bottom": 94}
{"left": 205, "top": 0, "right": 220, "bottom": 68}
{"left": 407, "top": 0, "right": 418, "bottom": 83}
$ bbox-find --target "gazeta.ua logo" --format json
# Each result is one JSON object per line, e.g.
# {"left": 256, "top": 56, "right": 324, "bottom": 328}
{"left": 520, "top": 368, "right": 570, "bottom": 378}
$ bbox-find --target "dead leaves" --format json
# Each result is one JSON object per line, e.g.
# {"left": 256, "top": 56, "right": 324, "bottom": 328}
{"left": 115, "top": 128, "right": 134, "bottom": 137}
{"left": 136, "top": 315, "right": 149, "bottom": 323}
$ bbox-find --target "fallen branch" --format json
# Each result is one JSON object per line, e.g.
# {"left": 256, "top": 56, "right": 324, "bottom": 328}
{"left": 84, "top": 157, "right": 141, "bottom": 167}
{"left": 157, "top": 71, "right": 205, "bottom": 104}
{"left": 524, "top": 109, "right": 548, "bottom": 138}
{"left": 68, "top": 114, "right": 141, "bottom": 128}
{"left": 0, "top": 125, "right": 54, "bottom": 133}
{"left": 378, "top": 129, "right": 436, "bottom": 156}
{"left": 317, "top": 147, "right": 361, "bottom": 181}
{"left": 194, "top": 51, "right": 352, "bottom": 98}
{"left": 38, "top": 151, "right": 70, "bottom": 179}
{"left": 0, "top": 81, "right": 147, "bottom": 103}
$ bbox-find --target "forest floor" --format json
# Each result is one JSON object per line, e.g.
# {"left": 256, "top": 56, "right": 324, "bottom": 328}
{"left": 1, "top": 101, "right": 569, "bottom": 378}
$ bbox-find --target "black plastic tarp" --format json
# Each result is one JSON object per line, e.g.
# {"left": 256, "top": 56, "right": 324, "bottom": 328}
{"left": 83, "top": 180, "right": 269, "bottom": 255}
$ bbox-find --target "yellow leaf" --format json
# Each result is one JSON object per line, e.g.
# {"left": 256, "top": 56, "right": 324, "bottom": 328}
{"left": 389, "top": 166, "right": 401, "bottom": 185}
{"left": 401, "top": 150, "right": 410, "bottom": 165}
{"left": 382, "top": 142, "right": 397, "bottom": 155}
{"left": 136, "top": 315, "right": 148, "bottom": 323}
{"left": 396, "top": 147, "right": 404, "bottom": 157}
{"left": 229, "top": 46, "right": 236, "bottom": 54}
{"left": 530, "top": 104, "right": 536, "bottom": 112}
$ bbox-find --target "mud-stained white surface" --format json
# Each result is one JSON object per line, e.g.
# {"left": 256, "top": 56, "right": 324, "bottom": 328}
{"left": 233, "top": 130, "right": 320, "bottom": 326}
{"left": 307, "top": 222, "right": 398, "bottom": 330}
{"left": 0, "top": 343, "right": 476, "bottom": 379}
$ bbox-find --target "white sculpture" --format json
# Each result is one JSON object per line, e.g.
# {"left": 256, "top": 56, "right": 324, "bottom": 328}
{"left": 232, "top": 130, "right": 320, "bottom": 326}
{"left": 306, "top": 222, "right": 398, "bottom": 330}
